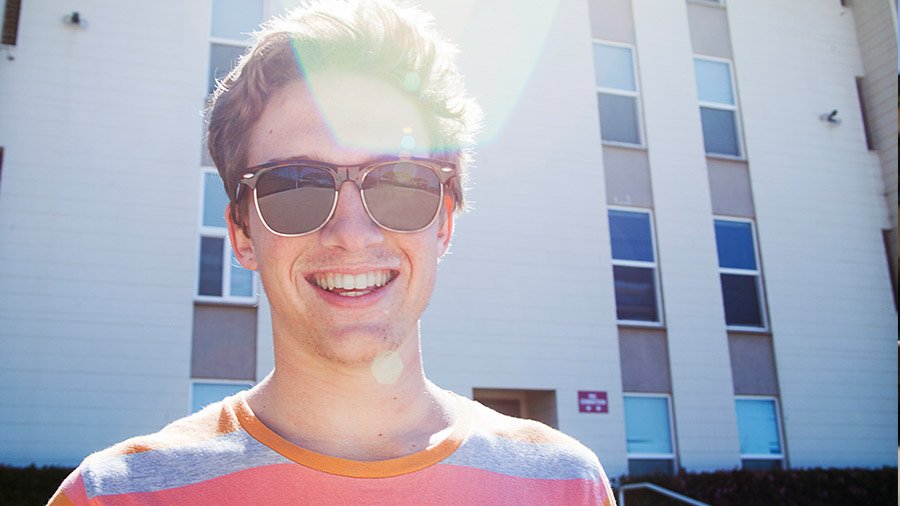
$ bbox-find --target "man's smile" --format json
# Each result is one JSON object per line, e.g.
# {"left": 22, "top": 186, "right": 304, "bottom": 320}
{"left": 307, "top": 269, "right": 399, "bottom": 297}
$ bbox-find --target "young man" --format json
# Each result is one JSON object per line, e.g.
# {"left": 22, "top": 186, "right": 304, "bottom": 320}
{"left": 50, "top": 1, "right": 615, "bottom": 504}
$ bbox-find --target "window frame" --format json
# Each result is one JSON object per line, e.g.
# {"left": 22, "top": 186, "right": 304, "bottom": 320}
{"left": 734, "top": 395, "right": 786, "bottom": 467}
{"left": 189, "top": 379, "right": 254, "bottom": 414}
{"left": 694, "top": 55, "right": 744, "bottom": 160}
{"left": 196, "top": 167, "right": 258, "bottom": 305}
{"left": 623, "top": 393, "right": 678, "bottom": 466}
{"left": 592, "top": 40, "right": 646, "bottom": 148}
{"left": 609, "top": 206, "right": 664, "bottom": 327}
{"left": 714, "top": 216, "right": 768, "bottom": 331}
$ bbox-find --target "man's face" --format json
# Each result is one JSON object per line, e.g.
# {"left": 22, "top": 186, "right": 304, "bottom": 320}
{"left": 229, "top": 72, "right": 452, "bottom": 367}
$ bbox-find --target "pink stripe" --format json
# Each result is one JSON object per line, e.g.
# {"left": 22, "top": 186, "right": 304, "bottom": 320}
{"left": 92, "top": 462, "right": 611, "bottom": 505}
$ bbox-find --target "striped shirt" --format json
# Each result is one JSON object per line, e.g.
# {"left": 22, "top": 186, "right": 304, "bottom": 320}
{"left": 49, "top": 392, "right": 615, "bottom": 505}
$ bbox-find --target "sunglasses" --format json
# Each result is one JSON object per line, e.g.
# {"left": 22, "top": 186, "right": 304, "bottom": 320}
{"left": 235, "top": 157, "right": 456, "bottom": 237}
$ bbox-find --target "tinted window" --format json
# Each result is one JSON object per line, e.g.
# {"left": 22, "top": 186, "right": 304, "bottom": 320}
{"left": 721, "top": 273, "right": 763, "bottom": 326}
{"left": 700, "top": 107, "right": 739, "bottom": 156}
{"left": 624, "top": 396, "right": 673, "bottom": 454}
{"left": 593, "top": 44, "right": 636, "bottom": 91}
{"left": 598, "top": 94, "right": 640, "bottom": 144}
{"left": 714, "top": 220, "right": 757, "bottom": 269}
{"left": 609, "top": 210, "right": 654, "bottom": 262}
{"left": 198, "top": 237, "right": 224, "bottom": 296}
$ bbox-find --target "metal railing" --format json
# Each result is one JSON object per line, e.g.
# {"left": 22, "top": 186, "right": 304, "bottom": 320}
{"left": 618, "top": 482, "right": 711, "bottom": 506}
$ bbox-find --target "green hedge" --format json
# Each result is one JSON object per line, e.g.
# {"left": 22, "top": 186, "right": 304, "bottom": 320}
{"left": 614, "top": 467, "right": 897, "bottom": 506}
{"left": 0, "top": 465, "right": 74, "bottom": 506}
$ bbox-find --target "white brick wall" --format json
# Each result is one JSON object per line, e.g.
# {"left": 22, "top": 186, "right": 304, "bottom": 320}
{"left": 0, "top": 0, "right": 211, "bottom": 465}
{"left": 728, "top": 0, "right": 897, "bottom": 467}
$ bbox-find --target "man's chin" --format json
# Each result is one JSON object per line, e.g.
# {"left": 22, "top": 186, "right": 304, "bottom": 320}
{"left": 308, "top": 329, "right": 404, "bottom": 369}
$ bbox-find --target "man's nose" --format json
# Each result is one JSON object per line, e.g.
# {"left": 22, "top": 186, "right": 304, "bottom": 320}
{"left": 319, "top": 181, "right": 385, "bottom": 250}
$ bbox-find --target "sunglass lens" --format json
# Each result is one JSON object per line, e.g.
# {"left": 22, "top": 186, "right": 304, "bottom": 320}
{"left": 256, "top": 165, "right": 335, "bottom": 235}
{"left": 362, "top": 162, "right": 442, "bottom": 231}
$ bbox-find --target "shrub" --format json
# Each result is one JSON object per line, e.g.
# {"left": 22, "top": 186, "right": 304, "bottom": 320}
{"left": 613, "top": 467, "right": 897, "bottom": 506}
{"left": 0, "top": 465, "right": 74, "bottom": 506}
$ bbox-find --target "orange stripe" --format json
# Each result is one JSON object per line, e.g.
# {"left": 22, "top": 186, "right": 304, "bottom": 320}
{"left": 47, "top": 489, "right": 76, "bottom": 506}
{"left": 231, "top": 391, "right": 473, "bottom": 478}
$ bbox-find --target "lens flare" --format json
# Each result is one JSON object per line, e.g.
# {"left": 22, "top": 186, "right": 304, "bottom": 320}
{"left": 284, "top": 0, "right": 559, "bottom": 154}
{"left": 371, "top": 350, "right": 403, "bottom": 385}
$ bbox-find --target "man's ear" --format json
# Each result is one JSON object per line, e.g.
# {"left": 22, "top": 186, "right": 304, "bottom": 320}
{"left": 437, "top": 196, "right": 454, "bottom": 257}
{"left": 226, "top": 204, "right": 258, "bottom": 271}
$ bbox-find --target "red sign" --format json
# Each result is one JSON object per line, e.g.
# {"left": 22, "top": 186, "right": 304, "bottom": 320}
{"left": 578, "top": 391, "right": 608, "bottom": 413}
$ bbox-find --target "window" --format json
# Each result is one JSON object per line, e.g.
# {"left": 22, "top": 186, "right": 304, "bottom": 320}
{"left": 714, "top": 219, "right": 766, "bottom": 329}
{"left": 208, "top": 0, "right": 265, "bottom": 93}
{"left": 191, "top": 381, "right": 252, "bottom": 413}
{"left": 694, "top": 57, "right": 741, "bottom": 157}
{"left": 624, "top": 395, "right": 675, "bottom": 476}
{"left": 197, "top": 169, "right": 256, "bottom": 302}
{"left": 735, "top": 397, "right": 784, "bottom": 469}
{"left": 2, "top": 0, "right": 22, "bottom": 46}
{"left": 609, "top": 209, "right": 661, "bottom": 324}
{"left": 593, "top": 42, "right": 643, "bottom": 146}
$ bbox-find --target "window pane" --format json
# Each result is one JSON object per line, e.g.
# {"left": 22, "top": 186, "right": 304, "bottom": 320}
{"left": 208, "top": 43, "right": 246, "bottom": 93}
{"left": 203, "top": 172, "right": 229, "bottom": 228}
{"left": 593, "top": 44, "right": 636, "bottom": 91}
{"left": 714, "top": 220, "right": 757, "bottom": 270}
{"left": 192, "top": 382, "right": 250, "bottom": 413}
{"left": 211, "top": 0, "right": 264, "bottom": 40}
{"left": 721, "top": 273, "right": 763, "bottom": 326}
{"left": 700, "top": 107, "right": 740, "bottom": 157}
{"left": 598, "top": 93, "right": 641, "bottom": 144}
{"left": 230, "top": 251, "right": 254, "bottom": 297}
{"left": 199, "top": 237, "right": 225, "bottom": 296}
{"left": 736, "top": 399, "right": 782, "bottom": 455}
{"left": 614, "top": 266, "right": 658, "bottom": 322}
{"left": 609, "top": 210, "right": 654, "bottom": 262}
{"left": 742, "top": 459, "right": 783, "bottom": 471}
{"left": 624, "top": 396, "right": 673, "bottom": 454}
{"left": 628, "top": 459, "right": 674, "bottom": 477}
{"left": 695, "top": 59, "right": 734, "bottom": 104}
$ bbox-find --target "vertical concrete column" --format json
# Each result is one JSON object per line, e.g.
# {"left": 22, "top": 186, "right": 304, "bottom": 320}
{"left": 631, "top": 0, "right": 740, "bottom": 471}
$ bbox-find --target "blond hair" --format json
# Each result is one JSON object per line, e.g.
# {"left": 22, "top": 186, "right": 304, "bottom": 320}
{"left": 206, "top": 0, "right": 483, "bottom": 233}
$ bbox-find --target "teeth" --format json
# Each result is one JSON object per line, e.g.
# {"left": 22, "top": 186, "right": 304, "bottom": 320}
{"left": 312, "top": 270, "right": 394, "bottom": 294}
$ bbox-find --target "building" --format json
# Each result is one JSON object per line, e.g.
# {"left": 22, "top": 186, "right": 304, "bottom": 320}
{"left": 0, "top": 0, "right": 896, "bottom": 478}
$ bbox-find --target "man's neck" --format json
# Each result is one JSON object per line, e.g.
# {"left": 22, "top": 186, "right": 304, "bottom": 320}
{"left": 245, "top": 332, "right": 457, "bottom": 461}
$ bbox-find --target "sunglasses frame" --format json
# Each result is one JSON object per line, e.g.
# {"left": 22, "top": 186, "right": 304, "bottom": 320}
{"left": 236, "top": 156, "right": 457, "bottom": 237}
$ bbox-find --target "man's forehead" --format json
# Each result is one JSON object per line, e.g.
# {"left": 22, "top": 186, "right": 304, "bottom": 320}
{"left": 253, "top": 73, "right": 435, "bottom": 162}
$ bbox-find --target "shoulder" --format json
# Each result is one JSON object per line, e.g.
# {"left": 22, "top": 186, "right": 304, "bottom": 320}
{"left": 449, "top": 397, "right": 604, "bottom": 483}
{"left": 53, "top": 396, "right": 260, "bottom": 503}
